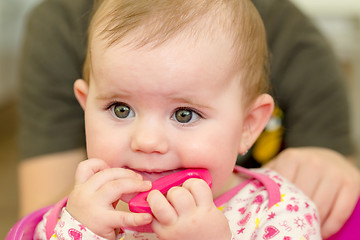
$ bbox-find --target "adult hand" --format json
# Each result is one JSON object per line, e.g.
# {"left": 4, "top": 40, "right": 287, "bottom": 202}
{"left": 66, "top": 158, "right": 153, "bottom": 240}
{"left": 264, "top": 147, "right": 360, "bottom": 239}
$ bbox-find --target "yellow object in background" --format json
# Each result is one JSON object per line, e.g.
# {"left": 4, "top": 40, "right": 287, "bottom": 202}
{"left": 252, "top": 106, "right": 284, "bottom": 165}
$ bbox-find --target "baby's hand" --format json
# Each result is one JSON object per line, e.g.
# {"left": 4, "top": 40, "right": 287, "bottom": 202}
{"left": 147, "top": 178, "right": 231, "bottom": 240}
{"left": 66, "top": 159, "right": 153, "bottom": 240}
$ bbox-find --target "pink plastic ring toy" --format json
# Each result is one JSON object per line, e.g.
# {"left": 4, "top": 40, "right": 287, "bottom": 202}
{"left": 129, "top": 168, "right": 212, "bottom": 214}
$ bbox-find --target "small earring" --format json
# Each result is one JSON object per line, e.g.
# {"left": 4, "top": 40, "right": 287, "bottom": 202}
{"left": 241, "top": 142, "right": 250, "bottom": 156}
{"left": 241, "top": 149, "right": 249, "bottom": 156}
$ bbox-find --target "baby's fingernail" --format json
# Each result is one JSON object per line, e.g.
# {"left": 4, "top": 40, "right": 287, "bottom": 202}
{"left": 143, "top": 213, "right": 152, "bottom": 222}
{"left": 144, "top": 181, "right": 152, "bottom": 187}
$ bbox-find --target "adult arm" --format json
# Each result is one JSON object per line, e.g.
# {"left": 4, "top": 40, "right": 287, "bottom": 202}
{"left": 17, "top": 0, "right": 92, "bottom": 215}
{"left": 18, "top": 149, "right": 85, "bottom": 216}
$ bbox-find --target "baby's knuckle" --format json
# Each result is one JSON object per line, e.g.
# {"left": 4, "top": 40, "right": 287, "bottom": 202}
{"left": 152, "top": 204, "right": 168, "bottom": 216}
{"left": 117, "top": 213, "right": 136, "bottom": 227}
{"left": 117, "top": 214, "right": 127, "bottom": 225}
{"left": 183, "top": 178, "right": 202, "bottom": 188}
{"left": 76, "top": 160, "right": 89, "bottom": 173}
{"left": 103, "top": 181, "right": 119, "bottom": 193}
{"left": 168, "top": 186, "right": 183, "bottom": 196}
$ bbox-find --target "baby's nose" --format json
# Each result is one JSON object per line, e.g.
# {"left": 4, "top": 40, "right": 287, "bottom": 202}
{"left": 130, "top": 120, "right": 169, "bottom": 154}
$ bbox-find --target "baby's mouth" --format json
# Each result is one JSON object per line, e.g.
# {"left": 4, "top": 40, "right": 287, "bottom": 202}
{"left": 120, "top": 168, "right": 184, "bottom": 203}
{"left": 131, "top": 168, "right": 185, "bottom": 183}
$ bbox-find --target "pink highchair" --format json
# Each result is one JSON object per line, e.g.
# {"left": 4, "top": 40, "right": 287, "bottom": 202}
{"left": 5, "top": 169, "right": 360, "bottom": 239}
{"left": 7, "top": 199, "right": 359, "bottom": 240}
{"left": 6, "top": 205, "right": 52, "bottom": 240}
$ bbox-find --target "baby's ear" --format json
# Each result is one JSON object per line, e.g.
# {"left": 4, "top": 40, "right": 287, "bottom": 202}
{"left": 239, "top": 94, "right": 274, "bottom": 154}
{"left": 74, "top": 79, "right": 89, "bottom": 110}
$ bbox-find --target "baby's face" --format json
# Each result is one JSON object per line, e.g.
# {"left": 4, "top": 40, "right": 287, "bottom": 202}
{"left": 83, "top": 34, "right": 247, "bottom": 196}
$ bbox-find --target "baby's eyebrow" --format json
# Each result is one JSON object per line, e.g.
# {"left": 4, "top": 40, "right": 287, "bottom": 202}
{"left": 95, "top": 92, "right": 212, "bottom": 110}
{"left": 95, "top": 91, "right": 131, "bottom": 101}
{"left": 170, "top": 96, "right": 211, "bottom": 110}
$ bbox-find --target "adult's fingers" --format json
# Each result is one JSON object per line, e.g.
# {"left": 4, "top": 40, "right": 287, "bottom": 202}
{"left": 310, "top": 169, "right": 341, "bottom": 223}
{"left": 320, "top": 175, "right": 360, "bottom": 238}
{"left": 264, "top": 148, "right": 300, "bottom": 183}
{"left": 321, "top": 190, "right": 358, "bottom": 238}
{"left": 292, "top": 159, "right": 322, "bottom": 200}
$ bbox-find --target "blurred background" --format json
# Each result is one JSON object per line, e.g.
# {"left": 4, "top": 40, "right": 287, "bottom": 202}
{"left": 0, "top": 0, "right": 360, "bottom": 238}
{"left": 1, "top": 0, "right": 42, "bottom": 237}
{"left": 290, "top": 1, "right": 360, "bottom": 166}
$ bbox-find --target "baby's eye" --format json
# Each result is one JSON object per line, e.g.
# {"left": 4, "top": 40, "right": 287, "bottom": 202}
{"left": 111, "top": 103, "right": 135, "bottom": 119}
{"left": 172, "top": 108, "right": 201, "bottom": 124}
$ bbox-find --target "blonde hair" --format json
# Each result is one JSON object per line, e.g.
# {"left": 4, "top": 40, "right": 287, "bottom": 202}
{"left": 83, "top": 0, "right": 269, "bottom": 105}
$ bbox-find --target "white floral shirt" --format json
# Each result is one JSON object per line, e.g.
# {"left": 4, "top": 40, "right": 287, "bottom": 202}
{"left": 34, "top": 167, "right": 321, "bottom": 240}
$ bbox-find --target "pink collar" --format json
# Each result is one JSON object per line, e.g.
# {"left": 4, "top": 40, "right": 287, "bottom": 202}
{"left": 214, "top": 166, "right": 281, "bottom": 208}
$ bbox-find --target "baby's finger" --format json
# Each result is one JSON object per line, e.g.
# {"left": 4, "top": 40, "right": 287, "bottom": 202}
{"left": 182, "top": 178, "right": 213, "bottom": 207}
{"left": 82, "top": 167, "right": 142, "bottom": 191}
{"left": 147, "top": 190, "right": 178, "bottom": 225}
{"left": 98, "top": 178, "right": 152, "bottom": 204}
{"left": 75, "top": 158, "right": 110, "bottom": 184}
{"left": 166, "top": 186, "right": 197, "bottom": 215}
{"left": 107, "top": 210, "right": 153, "bottom": 229}
{"left": 150, "top": 218, "right": 162, "bottom": 235}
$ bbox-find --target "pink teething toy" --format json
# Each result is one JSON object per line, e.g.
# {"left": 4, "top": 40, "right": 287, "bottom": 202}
{"left": 129, "top": 168, "right": 212, "bottom": 214}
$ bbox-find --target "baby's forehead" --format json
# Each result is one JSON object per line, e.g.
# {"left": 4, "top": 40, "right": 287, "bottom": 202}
{"left": 92, "top": 30, "right": 238, "bottom": 78}
{"left": 86, "top": 0, "right": 268, "bottom": 103}
{"left": 90, "top": 17, "right": 245, "bottom": 95}
{"left": 93, "top": 25, "right": 235, "bottom": 56}
{"left": 92, "top": 13, "right": 236, "bottom": 53}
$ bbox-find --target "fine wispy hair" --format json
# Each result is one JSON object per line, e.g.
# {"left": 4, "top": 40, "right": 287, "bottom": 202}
{"left": 84, "top": 0, "right": 270, "bottom": 105}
